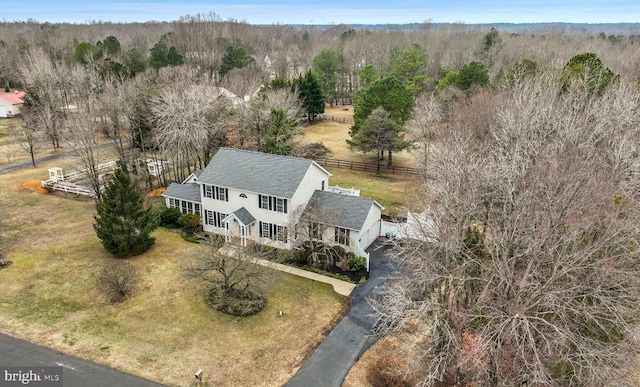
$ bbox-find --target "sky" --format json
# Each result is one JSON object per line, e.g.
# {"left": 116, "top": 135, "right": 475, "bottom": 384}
{"left": 3, "top": 0, "right": 640, "bottom": 25}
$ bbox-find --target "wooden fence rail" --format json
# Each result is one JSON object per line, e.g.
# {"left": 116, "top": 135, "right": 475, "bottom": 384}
{"left": 316, "top": 114, "right": 355, "bottom": 124}
{"left": 314, "top": 158, "right": 424, "bottom": 176}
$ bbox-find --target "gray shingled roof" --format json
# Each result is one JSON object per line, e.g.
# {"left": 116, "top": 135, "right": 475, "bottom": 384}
{"left": 302, "top": 190, "right": 384, "bottom": 230}
{"left": 197, "top": 148, "right": 329, "bottom": 199}
{"left": 223, "top": 207, "right": 256, "bottom": 226}
{"left": 162, "top": 183, "right": 201, "bottom": 203}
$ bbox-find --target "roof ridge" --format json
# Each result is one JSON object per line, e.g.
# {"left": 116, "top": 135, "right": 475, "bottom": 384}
{"left": 219, "top": 147, "right": 313, "bottom": 164}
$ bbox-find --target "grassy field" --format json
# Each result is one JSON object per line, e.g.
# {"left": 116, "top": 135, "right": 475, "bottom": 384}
{"left": 298, "top": 106, "right": 421, "bottom": 216}
{"left": 0, "top": 118, "right": 60, "bottom": 166}
{"left": 327, "top": 168, "right": 419, "bottom": 217}
{"left": 0, "top": 162, "right": 348, "bottom": 387}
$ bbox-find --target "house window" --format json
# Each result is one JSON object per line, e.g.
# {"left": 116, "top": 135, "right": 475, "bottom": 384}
{"left": 217, "top": 186, "right": 227, "bottom": 201}
{"left": 321, "top": 180, "right": 325, "bottom": 191}
{"left": 335, "top": 227, "right": 350, "bottom": 246}
{"left": 169, "top": 198, "right": 175, "bottom": 208}
{"left": 194, "top": 203, "right": 201, "bottom": 216}
{"left": 309, "top": 221, "right": 322, "bottom": 240}
{"left": 260, "top": 195, "right": 270, "bottom": 210}
{"left": 187, "top": 202, "right": 193, "bottom": 213}
{"left": 274, "top": 225, "right": 287, "bottom": 242}
{"left": 181, "top": 201, "right": 188, "bottom": 213}
{"left": 204, "top": 185, "right": 213, "bottom": 198}
{"left": 259, "top": 221, "right": 288, "bottom": 242}
{"left": 205, "top": 210, "right": 227, "bottom": 227}
{"left": 261, "top": 222, "right": 270, "bottom": 238}
{"left": 203, "top": 185, "right": 228, "bottom": 201}
{"left": 259, "top": 195, "right": 287, "bottom": 213}
{"left": 239, "top": 193, "right": 247, "bottom": 198}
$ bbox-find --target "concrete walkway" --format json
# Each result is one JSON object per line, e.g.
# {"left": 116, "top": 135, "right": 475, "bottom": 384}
{"left": 219, "top": 246, "right": 357, "bottom": 296}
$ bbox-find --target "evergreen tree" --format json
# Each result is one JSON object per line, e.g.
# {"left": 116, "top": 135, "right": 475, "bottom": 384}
{"left": 347, "top": 107, "right": 413, "bottom": 170}
{"left": 265, "top": 108, "right": 296, "bottom": 155}
{"left": 219, "top": 42, "right": 255, "bottom": 77}
{"left": 94, "top": 164, "right": 157, "bottom": 258}
{"left": 388, "top": 43, "right": 430, "bottom": 96}
{"left": 149, "top": 34, "right": 184, "bottom": 70}
{"left": 295, "top": 70, "right": 325, "bottom": 121}
{"left": 352, "top": 75, "right": 415, "bottom": 133}
{"left": 561, "top": 52, "right": 616, "bottom": 94}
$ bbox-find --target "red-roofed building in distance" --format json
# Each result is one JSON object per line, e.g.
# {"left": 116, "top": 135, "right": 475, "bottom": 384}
{"left": 0, "top": 90, "right": 25, "bottom": 118}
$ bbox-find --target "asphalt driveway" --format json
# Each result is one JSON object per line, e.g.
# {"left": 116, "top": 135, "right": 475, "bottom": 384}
{"left": 283, "top": 240, "right": 395, "bottom": 387}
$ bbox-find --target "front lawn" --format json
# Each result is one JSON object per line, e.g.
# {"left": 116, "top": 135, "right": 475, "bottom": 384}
{"left": 0, "top": 162, "right": 348, "bottom": 386}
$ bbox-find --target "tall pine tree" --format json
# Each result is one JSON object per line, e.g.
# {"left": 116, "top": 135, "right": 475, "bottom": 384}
{"left": 94, "top": 164, "right": 157, "bottom": 258}
{"left": 298, "top": 70, "right": 325, "bottom": 121}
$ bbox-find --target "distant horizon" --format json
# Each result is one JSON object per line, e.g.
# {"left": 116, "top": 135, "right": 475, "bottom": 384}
{"left": 3, "top": 1, "right": 640, "bottom": 26}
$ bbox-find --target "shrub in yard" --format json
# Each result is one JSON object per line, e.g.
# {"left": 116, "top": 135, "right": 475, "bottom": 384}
{"left": 157, "top": 206, "right": 181, "bottom": 227}
{"left": 349, "top": 255, "right": 367, "bottom": 272}
{"left": 96, "top": 260, "right": 140, "bottom": 303}
{"left": 206, "top": 286, "right": 267, "bottom": 316}
{"left": 178, "top": 213, "right": 202, "bottom": 237}
{"left": 291, "top": 142, "right": 330, "bottom": 159}
{"left": 296, "top": 241, "right": 348, "bottom": 270}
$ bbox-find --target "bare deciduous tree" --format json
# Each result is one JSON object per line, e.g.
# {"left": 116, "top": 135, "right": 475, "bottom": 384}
{"left": 373, "top": 73, "right": 640, "bottom": 386}
{"left": 20, "top": 48, "right": 67, "bottom": 149}
{"left": 407, "top": 93, "right": 441, "bottom": 168}
{"left": 96, "top": 260, "right": 140, "bottom": 303}
{"left": 11, "top": 112, "right": 42, "bottom": 166}
{"left": 150, "top": 78, "right": 230, "bottom": 181}
{"left": 184, "top": 239, "right": 270, "bottom": 316}
{"left": 67, "top": 111, "right": 104, "bottom": 202}
{"left": 238, "top": 88, "right": 302, "bottom": 152}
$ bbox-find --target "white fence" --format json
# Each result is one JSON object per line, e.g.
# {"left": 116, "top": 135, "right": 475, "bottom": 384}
{"left": 41, "top": 160, "right": 120, "bottom": 198}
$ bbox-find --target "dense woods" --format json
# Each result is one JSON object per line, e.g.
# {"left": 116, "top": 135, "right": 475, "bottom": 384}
{"left": 3, "top": 16, "right": 640, "bottom": 385}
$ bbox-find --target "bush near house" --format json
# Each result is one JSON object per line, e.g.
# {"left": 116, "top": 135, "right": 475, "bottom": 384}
{"left": 250, "top": 241, "right": 369, "bottom": 283}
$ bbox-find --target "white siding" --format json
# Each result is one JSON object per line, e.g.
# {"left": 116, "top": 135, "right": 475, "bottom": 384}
{"left": 358, "top": 203, "right": 383, "bottom": 250}
{"left": 289, "top": 163, "right": 331, "bottom": 214}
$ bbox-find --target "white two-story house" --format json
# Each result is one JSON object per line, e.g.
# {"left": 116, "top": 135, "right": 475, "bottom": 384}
{"left": 162, "top": 148, "right": 383, "bottom": 264}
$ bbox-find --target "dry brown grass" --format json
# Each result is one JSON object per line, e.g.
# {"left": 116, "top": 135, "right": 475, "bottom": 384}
{"left": 0, "top": 160, "right": 348, "bottom": 387}
{"left": 299, "top": 117, "right": 419, "bottom": 168}
{"left": 146, "top": 187, "right": 166, "bottom": 197}
{"left": 324, "top": 104, "right": 355, "bottom": 119}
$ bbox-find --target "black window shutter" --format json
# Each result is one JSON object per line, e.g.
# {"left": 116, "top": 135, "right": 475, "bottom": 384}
{"left": 284, "top": 199, "right": 288, "bottom": 213}
{"left": 258, "top": 194, "right": 262, "bottom": 209}
{"left": 269, "top": 196, "right": 273, "bottom": 210}
{"left": 259, "top": 221, "right": 263, "bottom": 237}
{"left": 225, "top": 188, "right": 228, "bottom": 201}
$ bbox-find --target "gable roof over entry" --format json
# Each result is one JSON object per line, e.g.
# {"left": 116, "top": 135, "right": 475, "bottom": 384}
{"left": 197, "top": 148, "right": 331, "bottom": 199}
